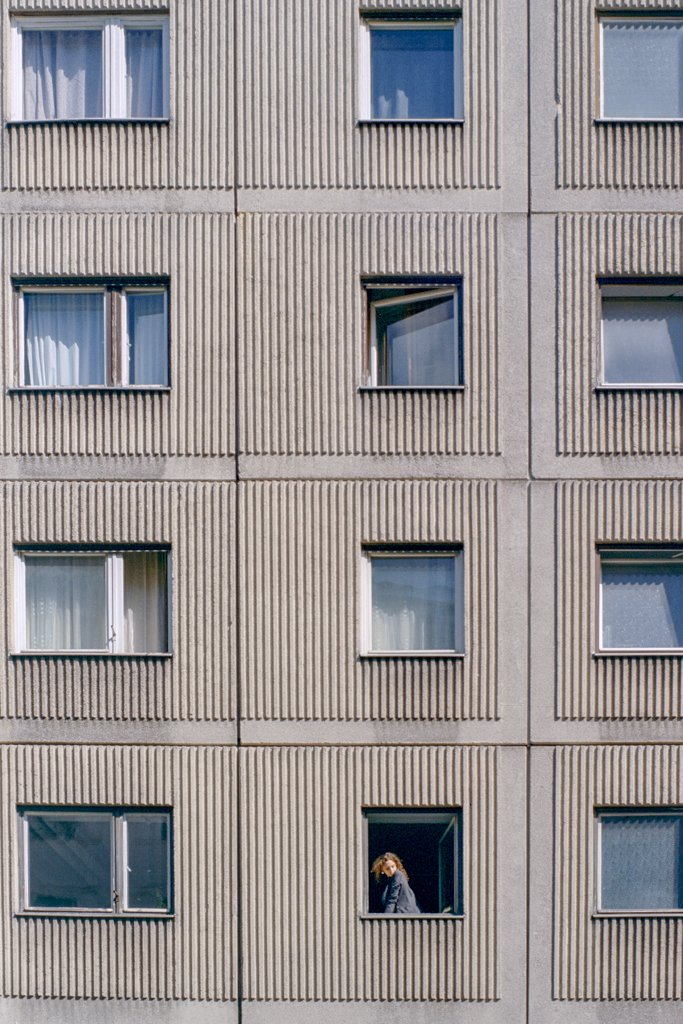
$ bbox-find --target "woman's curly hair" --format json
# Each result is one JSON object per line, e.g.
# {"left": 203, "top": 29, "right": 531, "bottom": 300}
{"left": 370, "top": 852, "right": 409, "bottom": 882}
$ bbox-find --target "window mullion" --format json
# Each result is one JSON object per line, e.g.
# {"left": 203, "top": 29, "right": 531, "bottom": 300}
{"left": 109, "top": 554, "right": 125, "bottom": 653}
{"left": 113, "top": 814, "right": 122, "bottom": 913}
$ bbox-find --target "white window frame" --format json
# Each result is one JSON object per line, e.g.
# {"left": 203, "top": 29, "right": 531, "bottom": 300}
{"left": 14, "top": 548, "right": 172, "bottom": 655}
{"left": 595, "top": 808, "right": 683, "bottom": 917}
{"left": 363, "top": 808, "right": 463, "bottom": 918}
{"left": 361, "top": 548, "right": 465, "bottom": 656}
{"left": 18, "top": 807, "right": 172, "bottom": 916}
{"left": 10, "top": 15, "right": 170, "bottom": 122}
{"left": 365, "top": 281, "right": 462, "bottom": 389}
{"left": 598, "top": 14, "right": 683, "bottom": 123}
{"left": 16, "top": 281, "right": 170, "bottom": 390}
{"left": 598, "top": 547, "right": 683, "bottom": 654}
{"left": 597, "top": 281, "right": 683, "bottom": 390}
{"left": 359, "top": 16, "right": 464, "bottom": 122}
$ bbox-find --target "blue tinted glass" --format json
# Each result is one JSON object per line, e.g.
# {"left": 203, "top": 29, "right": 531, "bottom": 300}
{"left": 602, "top": 298, "right": 683, "bottom": 384}
{"left": 601, "top": 814, "right": 683, "bottom": 910}
{"left": 371, "top": 555, "right": 463, "bottom": 652}
{"left": 602, "top": 20, "right": 683, "bottom": 119}
{"left": 601, "top": 561, "right": 683, "bottom": 649}
{"left": 371, "top": 26, "right": 461, "bottom": 119}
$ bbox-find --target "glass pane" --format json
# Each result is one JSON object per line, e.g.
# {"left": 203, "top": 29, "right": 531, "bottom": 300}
{"left": 123, "top": 552, "right": 168, "bottom": 653}
{"left": 25, "top": 556, "right": 108, "bottom": 651}
{"left": 125, "top": 814, "right": 169, "bottom": 910}
{"left": 371, "top": 554, "right": 463, "bottom": 652}
{"left": 602, "top": 561, "right": 683, "bottom": 649}
{"left": 371, "top": 26, "right": 461, "bottom": 119}
{"left": 603, "top": 299, "right": 683, "bottom": 384}
{"left": 22, "top": 30, "right": 103, "bottom": 119}
{"left": 26, "top": 813, "right": 112, "bottom": 909}
{"left": 125, "top": 29, "right": 164, "bottom": 118}
{"left": 377, "top": 294, "right": 458, "bottom": 386}
{"left": 126, "top": 292, "right": 168, "bottom": 385}
{"left": 602, "top": 20, "right": 683, "bottom": 119}
{"left": 24, "top": 292, "right": 105, "bottom": 387}
{"left": 601, "top": 814, "right": 683, "bottom": 910}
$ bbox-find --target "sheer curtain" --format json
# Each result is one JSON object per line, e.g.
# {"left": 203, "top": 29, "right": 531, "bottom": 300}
{"left": 601, "top": 563, "right": 683, "bottom": 648}
{"left": 127, "top": 292, "right": 168, "bottom": 384}
{"left": 22, "top": 30, "right": 103, "bottom": 119}
{"left": 371, "top": 555, "right": 463, "bottom": 652}
{"left": 382, "top": 295, "right": 457, "bottom": 385}
{"left": 603, "top": 20, "right": 683, "bottom": 119}
{"left": 24, "top": 292, "right": 105, "bottom": 386}
{"left": 602, "top": 299, "right": 683, "bottom": 384}
{"left": 123, "top": 552, "right": 168, "bottom": 653}
{"left": 601, "top": 814, "right": 682, "bottom": 910}
{"left": 25, "top": 556, "right": 107, "bottom": 651}
{"left": 125, "top": 29, "right": 164, "bottom": 118}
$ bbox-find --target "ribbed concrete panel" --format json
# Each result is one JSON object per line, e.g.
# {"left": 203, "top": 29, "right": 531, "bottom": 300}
{"left": 557, "top": 0, "right": 682, "bottom": 190}
{"left": 236, "top": 0, "right": 500, "bottom": 189}
{"left": 554, "top": 745, "right": 683, "bottom": 1000}
{"left": 241, "top": 745, "right": 497, "bottom": 1001}
{"left": 239, "top": 214, "right": 499, "bottom": 456}
{"left": 556, "top": 481, "right": 683, "bottom": 721}
{"left": 0, "top": 213, "right": 234, "bottom": 456}
{"left": 0, "top": 481, "right": 235, "bottom": 722}
{"left": 557, "top": 214, "right": 683, "bottom": 456}
{"left": 240, "top": 480, "right": 498, "bottom": 721}
{"left": 0, "top": 744, "right": 237, "bottom": 1000}
{"left": 1, "top": 0, "right": 232, "bottom": 190}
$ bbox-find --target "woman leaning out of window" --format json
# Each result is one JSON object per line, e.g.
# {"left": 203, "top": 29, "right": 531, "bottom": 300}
{"left": 371, "top": 852, "right": 421, "bottom": 914}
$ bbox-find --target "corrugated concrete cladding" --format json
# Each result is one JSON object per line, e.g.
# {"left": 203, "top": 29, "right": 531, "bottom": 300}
{"left": 0, "top": 2, "right": 680, "bottom": 1024}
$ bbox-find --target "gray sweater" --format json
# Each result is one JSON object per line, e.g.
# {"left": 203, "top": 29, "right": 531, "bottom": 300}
{"left": 380, "top": 869, "right": 421, "bottom": 914}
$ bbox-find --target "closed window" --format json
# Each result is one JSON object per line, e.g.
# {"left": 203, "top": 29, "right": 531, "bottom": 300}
{"left": 600, "top": 16, "right": 683, "bottom": 121}
{"left": 600, "top": 282, "right": 683, "bottom": 386}
{"left": 16, "top": 281, "right": 169, "bottom": 388}
{"left": 19, "top": 807, "right": 172, "bottom": 915}
{"left": 598, "top": 810, "right": 683, "bottom": 912}
{"left": 360, "top": 16, "right": 464, "bottom": 121}
{"left": 599, "top": 548, "right": 683, "bottom": 652}
{"left": 366, "top": 281, "right": 462, "bottom": 388}
{"left": 15, "top": 549, "right": 170, "bottom": 654}
{"left": 365, "top": 809, "right": 461, "bottom": 915}
{"left": 11, "top": 16, "right": 169, "bottom": 121}
{"left": 363, "top": 549, "right": 464, "bottom": 654}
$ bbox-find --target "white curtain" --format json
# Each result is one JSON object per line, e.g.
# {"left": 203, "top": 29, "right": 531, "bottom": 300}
{"left": 124, "top": 552, "right": 167, "bottom": 653}
{"left": 372, "top": 555, "right": 463, "bottom": 652}
{"left": 22, "top": 30, "right": 102, "bottom": 120}
{"left": 125, "top": 29, "right": 164, "bottom": 118}
{"left": 25, "top": 556, "right": 107, "bottom": 651}
{"left": 24, "top": 292, "right": 104, "bottom": 387}
{"left": 127, "top": 292, "right": 168, "bottom": 384}
{"left": 601, "top": 814, "right": 682, "bottom": 910}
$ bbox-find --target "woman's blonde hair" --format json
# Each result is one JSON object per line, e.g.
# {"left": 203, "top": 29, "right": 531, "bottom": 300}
{"left": 370, "top": 852, "right": 409, "bottom": 882}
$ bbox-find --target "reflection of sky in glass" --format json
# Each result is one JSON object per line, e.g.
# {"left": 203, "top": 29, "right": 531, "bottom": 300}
{"left": 603, "top": 21, "right": 683, "bottom": 118}
{"left": 371, "top": 26, "right": 462, "bottom": 119}
{"left": 126, "top": 814, "right": 169, "bottom": 909}
{"left": 602, "top": 299, "right": 683, "bottom": 384}
{"left": 371, "top": 555, "right": 463, "bottom": 651}
{"left": 378, "top": 294, "right": 457, "bottom": 386}
{"left": 601, "top": 562, "right": 683, "bottom": 648}
{"left": 601, "top": 814, "right": 683, "bottom": 910}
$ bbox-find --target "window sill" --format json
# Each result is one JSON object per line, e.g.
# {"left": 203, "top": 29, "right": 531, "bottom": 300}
{"left": 17, "top": 910, "right": 174, "bottom": 920}
{"left": 358, "top": 385, "right": 465, "bottom": 393}
{"left": 360, "top": 913, "right": 464, "bottom": 920}
{"left": 359, "top": 651, "right": 465, "bottom": 659}
{"left": 11, "top": 651, "right": 172, "bottom": 660}
{"left": 592, "top": 910, "right": 683, "bottom": 920}
{"left": 593, "top": 649, "right": 683, "bottom": 658}
{"left": 7, "top": 118, "right": 170, "bottom": 127}
{"left": 8, "top": 386, "right": 171, "bottom": 395}
{"left": 357, "top": 118, "right": 465, "bottom": 126}
{"left": 594, "top": 117, "right": 683, "bottom": 125}
{"left": 595, "top": 383, "right": 683, "bottom": 392}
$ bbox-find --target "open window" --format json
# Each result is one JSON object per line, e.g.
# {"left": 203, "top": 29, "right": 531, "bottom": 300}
{"left": 18, "top": 807, "right": 172, "bottom": 915}
{"left": 597, "top": 809, "right": 683, "bottom": 913}
{"left": 599, "top": 548, "right": 683, "bottom": 653}
{"left": 14, "top": 548, "right": 171, "bottom": 654}
{"left": 365, "top": 809, "right": 462, "bottom": 915}
{"left": 599, "top": 281, "right": 683, "bottom": 387}
{"left": 365, "top": 280, "right": 462, "bottom": 388}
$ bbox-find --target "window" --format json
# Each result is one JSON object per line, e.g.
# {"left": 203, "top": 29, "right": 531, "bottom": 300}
{"left": 600, "top": 282, "right": 683, "bottom": 387}
{"left": 600, "top": 16, "right": 683, "bottom": 121}
{"left": 597, "top": 810, "right": 683, "bottom": 912}
{"left": 362, "top": 549, "right": 464, "bottom": 654}
{"left": 16, "top": 280, "right": 169, "bottom": 388}
{"left": 365, "top": 809, "right": 461, "bottom": 915}
{"left": 11, "top": 16, "right": 169, "bottom": 121}
{"left": 18, "top": 807, "right": 172, "bottom": 915}
{"left": 360, "top": 16, "right": 464, "bottom": 121}
{"left": 599, "top": 548, "right": 683, "bottom": 652}
{"left": 15, "top": 549, "right": 170, "bottom": 654}
{"left": 365, "top": 281, "right": 462, "bottom": 388}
